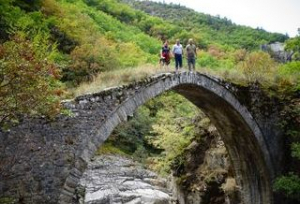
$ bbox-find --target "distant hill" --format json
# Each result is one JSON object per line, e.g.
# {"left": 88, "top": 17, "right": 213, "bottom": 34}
{"left": 121, "top": 0, "right": 288, "bottom": 49}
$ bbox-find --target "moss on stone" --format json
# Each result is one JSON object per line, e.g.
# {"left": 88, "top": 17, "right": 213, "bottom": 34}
{"left": 96, "top": 142, "right": 128, "bottom": 157}
{"left": 0, "top": 197, "right": 16, "bottom": 204}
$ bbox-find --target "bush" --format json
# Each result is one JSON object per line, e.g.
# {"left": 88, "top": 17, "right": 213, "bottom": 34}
{"left": 0, "top": 35, "right": 62, "bottom": 125}
{"left": 237, "top": 51, "right": 276, "bottom": 84}
{"left": 108, "top": 106, "right": 154, "bottom": 154}
{"left": 274, "top": 173, "right": 300, "bottom": 201}
{"left": 198, "top": 52, "right": 220, "bottom": 68}
{"left": 291, "top": 143, "right": 300, "bottom": 159}
{"left": 65, "top": 38, "right": 119, "bottom": 83}
{"left": 116, "top": 42, "right": 148, "bottom": 67}
{"left": 277, "top": 61, "right": 300, "bottom": 91}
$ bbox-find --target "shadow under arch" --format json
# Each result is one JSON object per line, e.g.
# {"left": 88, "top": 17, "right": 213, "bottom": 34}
{"left": 59, "top": 72, "right": 274, "bottom": 204}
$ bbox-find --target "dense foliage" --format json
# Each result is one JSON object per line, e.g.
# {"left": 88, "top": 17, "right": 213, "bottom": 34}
{"left": 274, "top": 100, "right": 300, "bottom": 202}
{"left": 0, "top": 34, "right": 62, "bottom": 125}
{"left": 274, "top": 173, "right": 300, "bottom": 201}
{"left": 285, "top": 34, "right": 300, "bottom": 61}
{"left": 99, "top": 91, "right": 208, "bottom": 175}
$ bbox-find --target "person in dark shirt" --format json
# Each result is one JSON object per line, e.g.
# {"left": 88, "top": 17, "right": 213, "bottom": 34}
{"left": 160, "top": 41, "right": 171, "bottom": 71}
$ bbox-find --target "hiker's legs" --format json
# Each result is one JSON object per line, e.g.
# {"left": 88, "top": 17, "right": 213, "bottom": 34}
{"left": 165, "top": 62, "right": 169, "bottom": 72}
{"left": 165, "top": 58, "right": 170, "bottom": 72}
{"left": 192, "top": 58, "right": 195, "bottom": 71}
{"left": 175, "top": 54, "right": 179, "bottom": 71}
{"left": 178, "top": 55, "right": 182, "bottom": 69}
{"left": 159, "top": 58, "right": 164, "bottom": 71}
{"left": 188, "top": 58, "right": 192, "bottom": 71}
{"left": 188, "top": 58, "right": 195, "bottom": 72}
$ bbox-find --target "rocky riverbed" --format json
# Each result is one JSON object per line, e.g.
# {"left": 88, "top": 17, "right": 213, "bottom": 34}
{"left": 77, "top": 155, "right": 176, "bottom": 204}
{"left": 76, "top": 134, "right": 241, "bottom": 204}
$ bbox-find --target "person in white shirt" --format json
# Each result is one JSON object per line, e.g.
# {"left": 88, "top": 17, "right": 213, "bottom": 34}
{"left": 172, "top": 39, "right": 183, "bottom": 72}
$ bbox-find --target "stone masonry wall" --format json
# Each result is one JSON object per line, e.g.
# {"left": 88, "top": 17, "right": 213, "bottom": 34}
{"left": 0, "top": 72, "right": 286, "bottom": 204}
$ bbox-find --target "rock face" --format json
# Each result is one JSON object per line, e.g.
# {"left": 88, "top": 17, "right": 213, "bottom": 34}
{"left": 261, "top": 42, "right": 294, "bottom": 62}
{"left": 168, "top": 126, "right": 241, "bottom": 204}
{"left": 77, "top": 155, "right": 175, "bottom": 204}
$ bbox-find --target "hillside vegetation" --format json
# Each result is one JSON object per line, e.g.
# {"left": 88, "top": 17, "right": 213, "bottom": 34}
{"left": 1, "top": 0, "right": 298, "bottom": 123}
{"left": 122, "top": 0, "right": 288, "bottom": 49}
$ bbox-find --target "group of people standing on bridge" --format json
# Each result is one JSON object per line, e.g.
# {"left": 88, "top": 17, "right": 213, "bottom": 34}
{"left": 160, "top": 38, "right": 197, "bottom": 73}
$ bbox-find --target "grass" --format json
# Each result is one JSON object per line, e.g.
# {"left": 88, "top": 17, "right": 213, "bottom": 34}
{"left": 72, "top": 64, "right": 163, "bottom": 96}
{"left": 71, "top": 59, "right": 299, "bottom": 99}
{"left": 71, "top": 63, "right": 236, "bottom": 97}
{"left": 95, "top": 142, "right": 129, "bottom": 156}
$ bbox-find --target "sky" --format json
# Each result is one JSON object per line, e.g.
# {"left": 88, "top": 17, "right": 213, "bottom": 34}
{"left": 153, "top": 0, "right": 300, "bottom": 37}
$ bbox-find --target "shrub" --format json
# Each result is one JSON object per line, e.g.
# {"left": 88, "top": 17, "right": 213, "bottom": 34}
{"left": 207, "top": 44, "right": 225, "bottom": 59}
{"left": 237, "top": 51, "right": 277, "bottom": 84}
{"left": 274, "top": 173, "right": 300, "bottom": 201}
{"left": 64, "top": 37, "right": 119, "bottom": 84}
{"left": 117, "top": 42, "right": 148, "bottom": 67}
{"left": 198, "top": 51, "right": 220, "bottom": 68}
{"left": 291, "top": 143, "right": 300, "bottom": 160}
{"left": 277, "top": 61, "right": 300, "bottom": 91}
{"left": 0, "top": 35, "right": 62, "bottom": 125}
{"left": 233, "top": 49, "right": 247, "bottom": 63}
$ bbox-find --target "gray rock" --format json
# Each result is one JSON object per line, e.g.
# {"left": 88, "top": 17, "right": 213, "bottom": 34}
{"left": 78, "top": 155, "right": 176, "bottom": 204}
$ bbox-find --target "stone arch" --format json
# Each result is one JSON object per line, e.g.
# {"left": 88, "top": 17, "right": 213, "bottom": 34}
{"left": 59, "top": 73, "right": 274, "bottom": 204}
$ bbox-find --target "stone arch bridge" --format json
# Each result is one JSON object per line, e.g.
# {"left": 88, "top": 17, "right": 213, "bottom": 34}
{"left": 0, "top": 72, "right": 285, "bottom": 204}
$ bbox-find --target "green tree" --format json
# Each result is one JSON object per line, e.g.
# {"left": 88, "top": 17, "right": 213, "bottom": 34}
{"left": 285, "top": 35, "right": 300, "bottom": 60}
{"left": 0, "top": 35, "right": 62, "bottom": 125}
{"left": 109, "top": 106, "right": 154, "bottom": 154}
